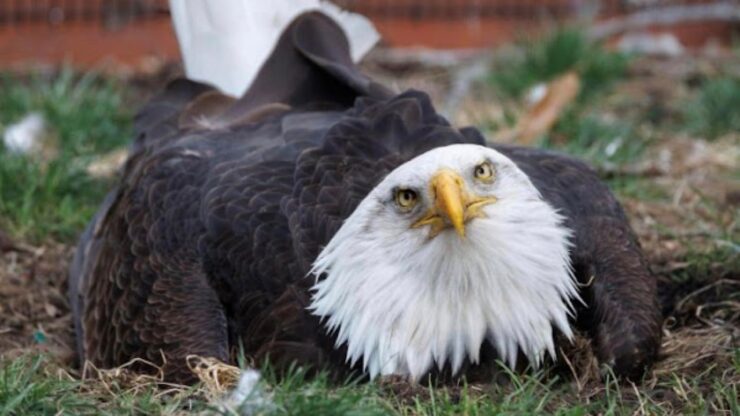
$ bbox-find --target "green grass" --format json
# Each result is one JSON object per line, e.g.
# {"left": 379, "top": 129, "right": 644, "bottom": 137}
{"left": 0, "top": 355, "right": 86, "bottom": 415}
{"left": 669, "top": 243, "right": 739, "bottom": 285}
{"left": 0, "top": 355, "right": 208, "bottom": 415}
{"left": 0, "top": 69, "right": 132, "bottom": 242}
{"left": 2, "top": 354, "right": 738, "bottom": 415}
{"left": 606, "top": 175, "right": 667, "bottom": 201}
{"left": 488, "top": 27, "right": 629, "bottom": 100}
{"left": 542, "top": 110, "right": 650, "bottom": 167}
{"left": 257, "top": 367, "right": 389, "bottom": 416}
{"left": 684, "top": 77, "right": 740, "bottom": 140}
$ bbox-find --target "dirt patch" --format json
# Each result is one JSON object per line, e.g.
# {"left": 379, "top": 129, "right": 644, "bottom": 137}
{"left": 0, "top": 241, "right": 75, "bottom": 365}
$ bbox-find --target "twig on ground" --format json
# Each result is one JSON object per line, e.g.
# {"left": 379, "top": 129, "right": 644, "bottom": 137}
{"left": 675, "top": 279, "right": 740, "bottom": 313}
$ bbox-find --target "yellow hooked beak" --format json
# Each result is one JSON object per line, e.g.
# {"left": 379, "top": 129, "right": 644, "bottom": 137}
{"left": 412, "top": 169, "right": 497, "bottom": 238}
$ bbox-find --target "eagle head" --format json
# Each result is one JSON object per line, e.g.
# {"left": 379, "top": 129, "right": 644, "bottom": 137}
{"left": 309, "top": 143, "right": 579, "bottom": 381}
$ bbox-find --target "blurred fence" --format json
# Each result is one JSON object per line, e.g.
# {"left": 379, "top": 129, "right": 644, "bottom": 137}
{"left": 336, "top": 0, "right": 732, "bottom": 18}
{"left": 0, "top": 0, "right": 728, "bottom": 25}
{"left": 336, "top": 0, "right": 612, "bottom": 19}
{"left": 0, "top": 0, "right": 168, "bottom": 27}
{"left": 3, "top": 0, "right": 580, "bottom": 24}
{"left": 0, "top": 0, "right": 736, "bottom": 69}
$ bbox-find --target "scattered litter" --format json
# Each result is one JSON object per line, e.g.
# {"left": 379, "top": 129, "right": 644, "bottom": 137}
{"left": 33, "top": 330, "right": 47, "bottom": 344}
{"left": 604, "top": 136, "right": 624, "bottom": 157}
{"left": 86, "top": 148, "right": 129, "bottom": 179}
{"left": 2, "top": 112, "right": 59, "bottom": 163}
{"left": 220, "top": 369, "right": 274, "bottom": 416}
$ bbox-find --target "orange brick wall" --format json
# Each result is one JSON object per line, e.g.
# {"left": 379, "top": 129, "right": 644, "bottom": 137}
{"left": 0, "top": 2, "right": 736, "bottom": 69}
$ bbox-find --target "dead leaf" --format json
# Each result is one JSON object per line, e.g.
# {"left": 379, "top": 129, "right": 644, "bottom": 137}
{"left": 496, "top": 71, "right": 581, "bottom": 145}
{"left": 518, "top": 71, "right": 581, "bottom": 144}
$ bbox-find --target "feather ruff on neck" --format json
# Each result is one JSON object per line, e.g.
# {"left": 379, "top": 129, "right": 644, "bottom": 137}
{"left": 309, "top": 173, "right": 579, "bottom": 381}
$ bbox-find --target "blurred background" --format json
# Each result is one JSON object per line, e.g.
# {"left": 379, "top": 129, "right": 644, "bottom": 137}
{"left": 0, "top": 1, "right": 738, "bottom": 414}
{"left": 0, "top": 0, "right": 738, "bottom": 68}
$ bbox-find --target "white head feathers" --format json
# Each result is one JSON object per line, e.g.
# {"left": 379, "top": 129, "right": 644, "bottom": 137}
{"left": 309, "top": 144, "right": 579, "bottom": 381}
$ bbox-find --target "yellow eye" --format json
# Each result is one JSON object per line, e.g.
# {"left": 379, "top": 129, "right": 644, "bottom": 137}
{"left": 474, "top": 162, "right": 495, "bottom": 182}
{"left": 395, "top": 188, "right": 418, "bottom": 209}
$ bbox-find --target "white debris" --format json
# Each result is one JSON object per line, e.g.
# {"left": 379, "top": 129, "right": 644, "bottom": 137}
{"left": 3, "top": 112, "right": 47, "bottom": 154}
{"left": 526, "top": 83, "right": 548, "bottom": 107}
{"left": 604, "top": 136, "right": 624, "bottom": 157}
{"left": 218, "top": 369, "right": 274, "bottom": 416}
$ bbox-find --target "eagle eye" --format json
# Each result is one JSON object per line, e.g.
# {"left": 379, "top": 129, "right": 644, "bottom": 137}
{"left": 395, "top": 188, "right": 418, "bottom": 210}
{"left": 473, "top": 161, "right": 494, "bottom": 182}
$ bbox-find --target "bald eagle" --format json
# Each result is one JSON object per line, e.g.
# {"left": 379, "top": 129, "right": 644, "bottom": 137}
{"left": 69, "top": 12, "right": 661, "bottom": 384}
